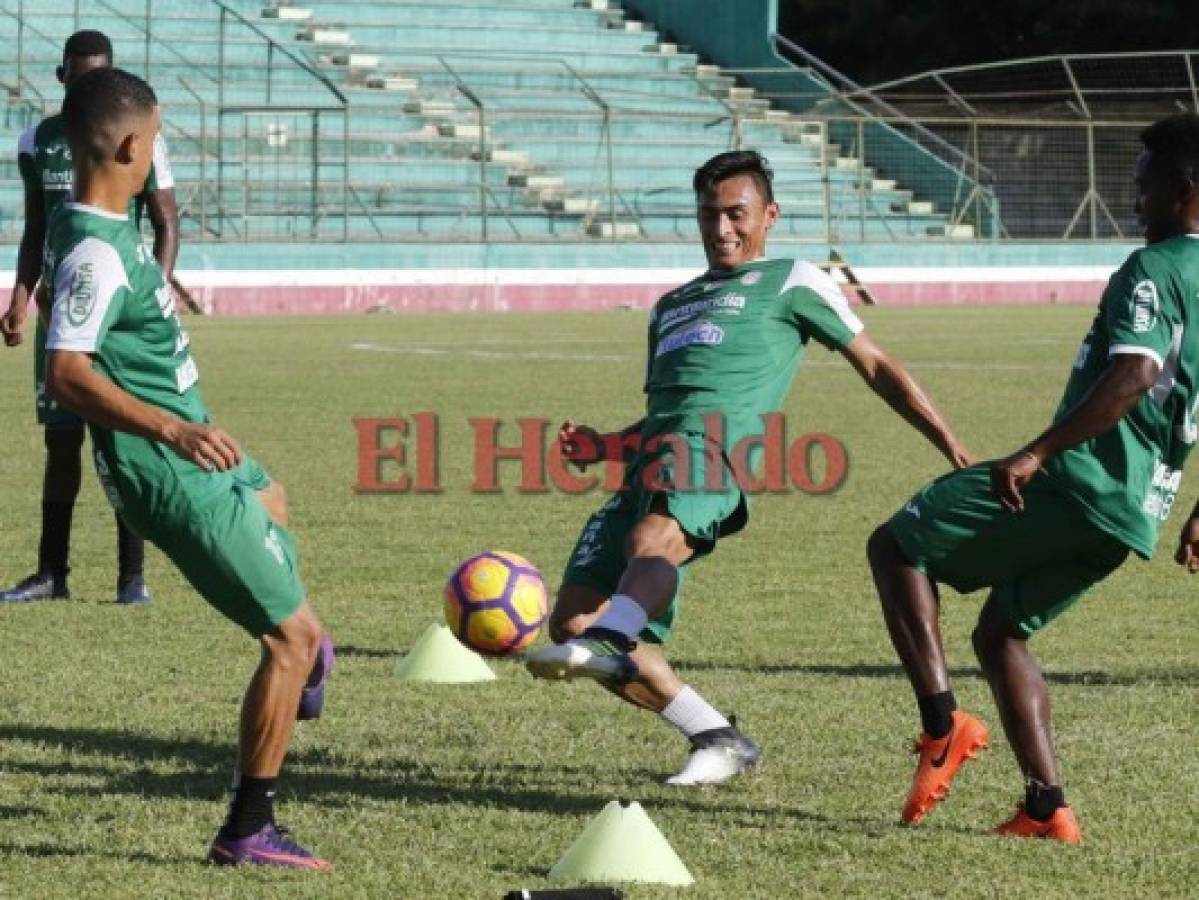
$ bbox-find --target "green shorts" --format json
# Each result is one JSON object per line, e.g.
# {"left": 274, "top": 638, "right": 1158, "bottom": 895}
{"left": 102, "top": 449, "right": 305, "bottom": 637}
{"left": 35, "top": 319, "right": 84, "bottom": 428}
{"left": 888, "top": 465, "right": 1130, "bottom": 637}
{"left": 561, "top": 431, "right": 748, "bottom": 643}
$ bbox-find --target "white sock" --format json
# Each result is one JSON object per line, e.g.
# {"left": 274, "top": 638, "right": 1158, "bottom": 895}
{"left": 588, "top": 593, "right": 649, "bottom": 640}
{"left": 660, "top": 685, "right": 731, "bottom": 738}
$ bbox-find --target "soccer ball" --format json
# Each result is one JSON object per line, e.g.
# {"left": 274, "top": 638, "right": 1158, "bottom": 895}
{"left": 444, "top": 551, "right": 548, "bottom": 656}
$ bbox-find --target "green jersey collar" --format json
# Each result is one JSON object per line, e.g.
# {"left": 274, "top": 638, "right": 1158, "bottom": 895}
{"left": 64, "top": 201, "right": 129, "bottom": 222}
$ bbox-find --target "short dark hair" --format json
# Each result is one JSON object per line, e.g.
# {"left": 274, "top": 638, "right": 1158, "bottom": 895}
{"left": 1141, "top": 114, "right": 1199, "bottom": 187}
{"left": 62, "top": 29, "right": 113, "bottom": 65}
{"left": 62, "top": 67, "right": 157, "bottom": 164}
{"left": 693, "top": 149, "right": 774, "bottom": 203}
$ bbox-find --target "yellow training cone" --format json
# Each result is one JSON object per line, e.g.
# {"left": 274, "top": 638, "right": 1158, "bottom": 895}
{"left": 548, "top": 800, "right": 694, "bottom": 886}
{"left": 395, "top": 623, "right": 496, "bottom": 683}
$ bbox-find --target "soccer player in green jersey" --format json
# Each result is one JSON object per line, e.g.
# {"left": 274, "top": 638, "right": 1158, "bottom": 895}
{"left": 44, "top": 68, "right": 331, "bottom": 868}
{"left": 867, "top": 114, "right": 1199, "bottom": 843}
{"left": 526, "top": 150, "right": 972, "bottom": 785}
{"left": 0, "top": 30, "right": 179, "bottom": 605}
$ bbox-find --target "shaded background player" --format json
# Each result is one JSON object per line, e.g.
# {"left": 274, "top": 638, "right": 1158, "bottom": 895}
{"left": 44, "top": 67, "right": 331, "bottom": 868}
{"left": 0, "top": 29, "right": 178, "bottom": 604}
{"left": 867, "top": 113, "right": 1199, "bottom": 843}
{"left": 527, "top": 150, "right": 972, "bottom": 785}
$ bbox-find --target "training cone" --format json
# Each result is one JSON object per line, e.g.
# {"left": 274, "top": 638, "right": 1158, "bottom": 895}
{"left": 548, "top": 800, "right": 694, "bottom": 886}
{"left": 394, "top": 623, "right": 496, "bottom": 683}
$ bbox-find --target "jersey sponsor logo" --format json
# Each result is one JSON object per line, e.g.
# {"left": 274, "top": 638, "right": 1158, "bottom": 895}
{"left": 42, "top": 171, "right": 72, "bottom": 188}
{"left": 1131, "top": 279, "right": 1159, "bottom": 333}
{"left": 657, "top": 293, "right": 745, "bottom": 332}
{"left": 654, "top": 320, "right": 724, "bottom": 357}
{"left": 66, "top": 262, "right": 97, "bottom": 326}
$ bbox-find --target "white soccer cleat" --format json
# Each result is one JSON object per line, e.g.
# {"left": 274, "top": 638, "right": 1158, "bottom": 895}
{"left": 525, "top": 631, "right": 638, "bottom": 683}
{"left": 665, "top": 725, "right": 761, "bottom": 786}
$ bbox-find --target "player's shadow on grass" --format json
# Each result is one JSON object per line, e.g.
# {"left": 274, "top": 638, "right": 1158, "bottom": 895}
{"left": 0, "top": 840, "right": 172, "bottom": 865}
{"left": 336, "top": 644, "right": 396, "bottom": 659}
{"left": 0, "top": 724, "right": 882, "bottom": 836}
{"left": 674, "top": 660, "right": 1199, "bottom": 687}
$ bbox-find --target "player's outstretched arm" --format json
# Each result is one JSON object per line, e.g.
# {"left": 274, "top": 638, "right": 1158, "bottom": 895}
{"left": 559, "top": 418, "right": 644, "bottom": 469}
{"left": 992, "top": 353, "right": 1160, "bottom": 512}
{"left": 46, "top": 350, "right": 241, "bottom": 473}
{"left": 2, "top": 176, "right": 45, "bottom": 347}
{"left": 840, "top": 333, "right": 972, "bottom": 469}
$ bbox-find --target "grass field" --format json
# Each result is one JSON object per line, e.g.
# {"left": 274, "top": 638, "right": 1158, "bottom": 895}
{"left": 0, "top": 305, "right": 1196, "bottom": 899}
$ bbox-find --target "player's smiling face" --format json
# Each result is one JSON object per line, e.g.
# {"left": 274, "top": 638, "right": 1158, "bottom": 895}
{"left": 1134, "top": 149, "right": 1193, "bottom": 244}
{"left": 697, "top": 173, "right": 779, "bottom": 271}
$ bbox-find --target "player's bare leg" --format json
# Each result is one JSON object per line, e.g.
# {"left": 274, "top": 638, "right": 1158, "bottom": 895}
{"left": 973, "top": 596, "right": 1079, "bottom": 842}
{"left": 209, "top": 601, "right": 332, "bottom": 869}
{"left": 531, "top": 511, "right": 760, "bottom": 784}
{"left": 866, "top": 523, "right": 950, "bottom": 695}
{"left": 867, "top": 523, "right": 989, "bottom": 823}
{"left": 255, "top": 480, "right": 332, "bottom": 721}
{"left": 548, "top": 584, "right": 683, "bottom": 711}
{"left": 239, "top": 602, "right": 323, "bottom": 776}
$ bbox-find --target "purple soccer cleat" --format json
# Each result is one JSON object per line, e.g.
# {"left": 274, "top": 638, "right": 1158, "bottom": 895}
{"left": 207, "top": 823, "right": 330, "bottom": 870}
{"left": 298, "top": 633, "right": 334, "bottom": 721}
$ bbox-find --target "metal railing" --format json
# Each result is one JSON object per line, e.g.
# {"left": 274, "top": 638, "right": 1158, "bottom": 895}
{"left": 4, "top": 1, "right": 1144, "bottom": 243}
{"left": 852, "top": 51, "right": 1199, "bottom": 121}
{"left": 825, "top": 53, "right": 1199, "bottom": 238}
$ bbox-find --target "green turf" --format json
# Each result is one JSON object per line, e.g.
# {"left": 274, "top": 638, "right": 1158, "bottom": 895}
{"left": 0, "top": 306, "right": 1196, "bottom": 898}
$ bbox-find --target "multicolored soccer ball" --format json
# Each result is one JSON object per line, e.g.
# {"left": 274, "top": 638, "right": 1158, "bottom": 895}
{"left": 444, "top": 551, "right": 548, "bottom": 656}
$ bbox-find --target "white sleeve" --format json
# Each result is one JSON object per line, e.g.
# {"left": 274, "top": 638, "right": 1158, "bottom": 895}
{"left": 151, "top": 133, "right": 175, "bottom": 190}
{"left": 781, "top": 259, "right": 865, "bottom": 335}
{"left": 46, "top": 238, "right": 130, "bottom": 352}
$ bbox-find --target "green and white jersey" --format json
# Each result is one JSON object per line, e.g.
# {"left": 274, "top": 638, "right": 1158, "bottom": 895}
{"left": 18, "top": 112, "right": 174, "bottom": 225}
{"left": 1044, "top": 236, "right": 1199, "bottom": 558}
{"left": 643, "top": 257, "right": 863, "bottom": 443}
{"left": 43, "top": 203, "right": 204, "bottom": 501}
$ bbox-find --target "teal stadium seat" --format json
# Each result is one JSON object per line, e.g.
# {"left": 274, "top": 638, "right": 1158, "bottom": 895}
{"left": 0, "top": 0, "right": 959, "bottom": 241}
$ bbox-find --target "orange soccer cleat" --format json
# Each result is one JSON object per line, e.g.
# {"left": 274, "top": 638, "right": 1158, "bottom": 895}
{"left": 993, "top": 804, "right": 1082, "bottom": 845}
{"left": 901, "top": 709, "right": 990, "bottom": 824}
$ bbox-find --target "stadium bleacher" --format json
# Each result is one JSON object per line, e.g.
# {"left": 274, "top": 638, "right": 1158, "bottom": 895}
{"left": 0, "top": 0, "right": 961, "bottom": 243}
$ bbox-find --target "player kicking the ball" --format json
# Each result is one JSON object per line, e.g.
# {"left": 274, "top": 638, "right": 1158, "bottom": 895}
{"left": 44, "top": 68, "right": 332, "bottom": 868}
{"left": 867, "top": 114, "right": 1199, "bottom": 843}
{"left": 526, "top": 150, "right": 971, "bottom": 785}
